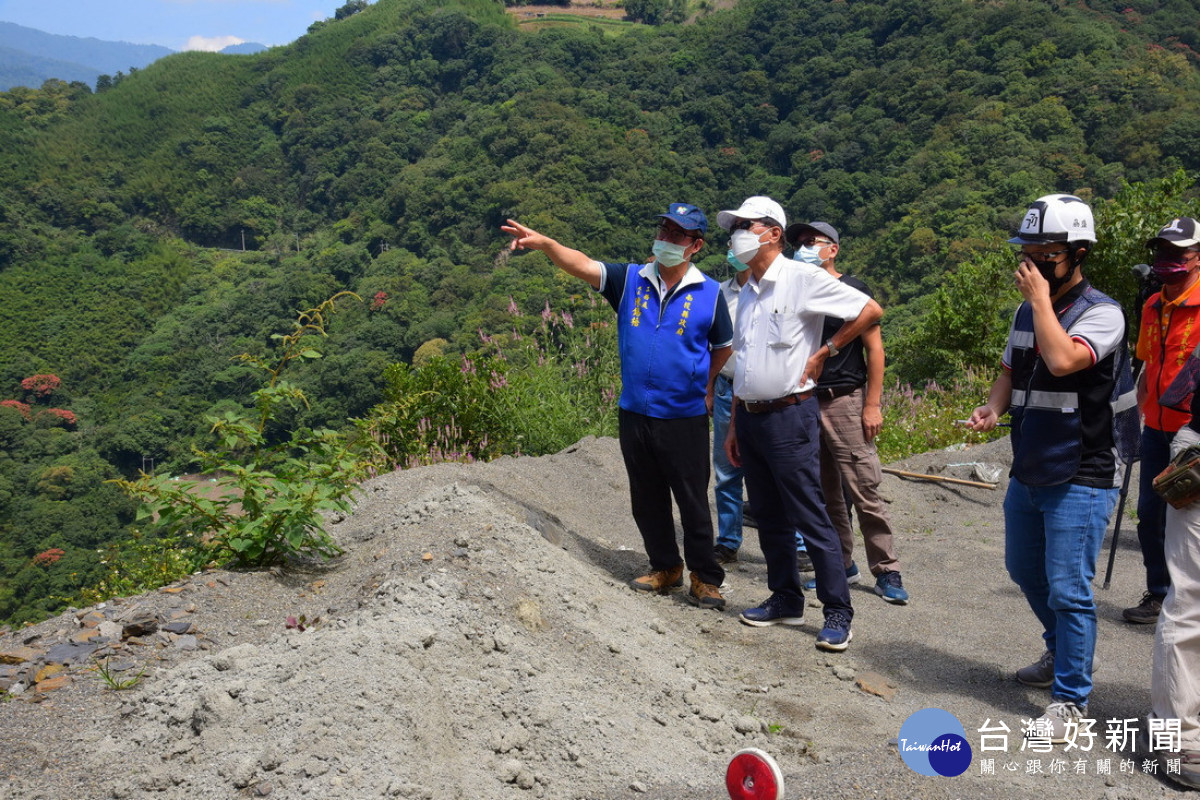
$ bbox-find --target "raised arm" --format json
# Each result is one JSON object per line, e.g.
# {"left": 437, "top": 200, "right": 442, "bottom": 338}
{"left": 802, "top": 298, "right": 884, "bottom": 386}
{"left": 501, "top": 219, "right": 602, "bottom": 290}
{"left": 1016, "top": 259, "right": 1094, "bottom": 376}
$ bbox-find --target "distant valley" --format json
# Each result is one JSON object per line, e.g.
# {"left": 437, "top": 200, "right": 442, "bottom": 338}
{"left": 0, "top": 21, "right": 265, "bottom": 90}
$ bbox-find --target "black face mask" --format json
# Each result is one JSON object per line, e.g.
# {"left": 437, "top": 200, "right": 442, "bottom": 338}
{"left": 1029, "top": 256, "right": 1075, "bottom": 295}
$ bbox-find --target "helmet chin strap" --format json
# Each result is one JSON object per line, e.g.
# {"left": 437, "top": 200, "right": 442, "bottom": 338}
{"left": 1050, "top": 263, "right": 1078, "bottom": 295}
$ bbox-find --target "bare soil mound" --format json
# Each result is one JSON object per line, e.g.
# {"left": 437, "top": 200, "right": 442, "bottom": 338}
{"left": 0, "top": 436, "right": 1175, "bottom": 799}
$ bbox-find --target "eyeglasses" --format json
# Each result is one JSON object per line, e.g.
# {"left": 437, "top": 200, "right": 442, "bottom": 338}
{"left": 796, "top": 237, "right": 834, "bottom": 247}
{"left": 1019, "top": 249, "right": 1069, "bottom": 261}
{"left": 656, "top": 222, "right": 701, "bottom": 245}
{"left": 731, "top": 219, "right": 769, "bottom": 232}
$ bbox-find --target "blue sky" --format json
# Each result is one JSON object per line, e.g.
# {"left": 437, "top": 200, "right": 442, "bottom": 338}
{"left": 0, "top": 0, "right": 355, "bottom": 52}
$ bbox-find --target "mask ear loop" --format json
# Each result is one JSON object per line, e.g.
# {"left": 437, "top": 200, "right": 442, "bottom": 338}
{"left": 1065, "top": 241, "right": 1091, "bottom": 281}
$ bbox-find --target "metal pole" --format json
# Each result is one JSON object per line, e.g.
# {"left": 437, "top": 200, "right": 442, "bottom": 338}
{"left": 1102, "top": 464, "right": 1135, "bottom": 589}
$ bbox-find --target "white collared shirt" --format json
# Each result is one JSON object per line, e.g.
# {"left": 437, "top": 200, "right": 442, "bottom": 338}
{"left": 733, "top": 254, "right": 870, "bottom": 401}
{"left": 719, "top": 276, "right": 744, "bottom": 379}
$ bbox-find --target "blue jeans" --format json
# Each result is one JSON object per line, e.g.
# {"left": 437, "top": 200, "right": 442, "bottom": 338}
{"left": 1136, "top": 426, "right": 1173, "bottom": 597}
{"left": 713, "top": 376, "right": 806, "bottom": 552}
{"left": 712, "top": 375, "right": 744, "bottom": 550}
{"left": 1004, "top": 478, "right": 1118, "bottom": 706}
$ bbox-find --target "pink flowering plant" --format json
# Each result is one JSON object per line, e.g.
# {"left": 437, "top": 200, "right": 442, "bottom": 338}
{"left": 21, "top": 373, "right": 61, "bottom": 399}
{"left": 875, "top": 368, "right": 1000, "bottom": 462}
{"left": 32, "top": 548, "right": 65, "bottom": 567}
{"left": 367, "top": 294, "right": 619, "bottom": 468}
{"left": 0, "top": 399, "right": 30, "bottom": 419}
{"left": 34, "top": 408, "right": 77, "bottom": 428}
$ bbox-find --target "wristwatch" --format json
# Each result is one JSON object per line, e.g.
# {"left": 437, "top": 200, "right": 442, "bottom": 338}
{"left": 825, "top": 338, "right": 839, "bottom": 357}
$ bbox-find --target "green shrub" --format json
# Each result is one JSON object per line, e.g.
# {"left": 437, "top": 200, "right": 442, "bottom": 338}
{"left": 367, "top": 296, "right": 620, "bottom": 466}
{"left": 876, "top": 368, "right": 1004, "bottom": 463}
{"left": 77, "top": 529, "right": 211, "bottom": 606}
{"left": 111, "top": 294, "right": 383, "bottom": 568}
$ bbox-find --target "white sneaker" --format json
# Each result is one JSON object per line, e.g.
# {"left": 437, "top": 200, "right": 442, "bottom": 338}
{"left": 1027, "top": 700, "right": 1086, "bottom": 744}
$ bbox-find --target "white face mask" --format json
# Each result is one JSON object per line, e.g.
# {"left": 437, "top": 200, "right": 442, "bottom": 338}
{"left": 730, "top": 229, "right": 765, "bottom": 263}
{"left": 794, "top": 244, "right": 825, "bottom": 267}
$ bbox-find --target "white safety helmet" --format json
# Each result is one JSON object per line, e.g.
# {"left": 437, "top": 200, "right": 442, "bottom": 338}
{"left": 1008, "top": 194, "right": 1097, "bottom": 245}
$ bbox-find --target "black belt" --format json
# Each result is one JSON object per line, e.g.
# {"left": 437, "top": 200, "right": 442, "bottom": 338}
{"left": 738, "top": 391, "right": 812, "bottom": 414}
{"left": 816, "top": 385, "right": 861, "bottom": 401}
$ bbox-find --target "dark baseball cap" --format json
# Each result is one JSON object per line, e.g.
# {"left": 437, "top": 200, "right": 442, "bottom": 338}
{"left": 1148, "top": 217, "right": 1200, "bottom": 249}
{"left": 785, "top": 221, "right": 839, "bottom": 246}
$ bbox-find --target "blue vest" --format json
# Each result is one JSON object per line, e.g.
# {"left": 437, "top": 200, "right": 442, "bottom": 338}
{"left": 1008, "top": 283, "right": 1138, "bottom": 487}
{"left": 616, "top": 265, "right": 720, "bottom": 419}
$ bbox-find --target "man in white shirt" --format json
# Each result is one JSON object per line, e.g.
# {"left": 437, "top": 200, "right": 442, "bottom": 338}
{"left": 720, "top": 196, "right": 883, "bottom": 651}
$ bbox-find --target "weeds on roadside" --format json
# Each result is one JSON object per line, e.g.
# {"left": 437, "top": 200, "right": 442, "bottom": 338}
{"left": 78, "top": 530, "right": 212, "bottom": 607}
{"left": 285, "top": 614, "right": 316, "bottom": 631}
{"left": 92, "top": 659, "right": 147, "bottom": 691}
{"left": 876, "top": 369, "right": 1003, "bottom": 462}
{"left": 366, "top": 295, "right": 619, "bottom": 468}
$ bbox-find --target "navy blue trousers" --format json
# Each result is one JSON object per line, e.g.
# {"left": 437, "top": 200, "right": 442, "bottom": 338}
{"left": 736, "top": 397, "right": 853, "bottom": 619}
{"left": 1136, "top": 425, "right": 1174, "bottom": 597}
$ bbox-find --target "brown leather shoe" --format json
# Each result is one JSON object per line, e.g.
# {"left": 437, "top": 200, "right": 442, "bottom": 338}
{"left": 687, "top": 572, "right": 726, "bottom": 610}
{"left": 629, "top": 564, "right": 684, "bottom": 594}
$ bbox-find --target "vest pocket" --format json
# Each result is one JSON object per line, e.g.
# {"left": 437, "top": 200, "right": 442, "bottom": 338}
{"left": 1011, "top": 407, "right": 1083, "bottom": 486}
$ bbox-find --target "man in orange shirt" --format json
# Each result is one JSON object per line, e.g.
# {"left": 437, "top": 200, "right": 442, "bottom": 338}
{"left": 1127, "top": 218, "right": 1200, "bottom": 624}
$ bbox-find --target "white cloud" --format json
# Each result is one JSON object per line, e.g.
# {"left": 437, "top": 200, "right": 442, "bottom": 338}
{"left": 183, "top": 34, "right": 245, "bottom": 51}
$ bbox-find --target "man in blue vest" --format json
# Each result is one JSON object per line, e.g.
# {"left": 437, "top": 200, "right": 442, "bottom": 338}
{"left": 502, "top": 206, "right": 733, "bottom": 609}
{"left": 967, "top": 193, "right": 1134, "bottom": 742}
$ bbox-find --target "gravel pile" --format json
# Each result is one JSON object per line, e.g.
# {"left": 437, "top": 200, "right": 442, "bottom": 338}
{"left": 0, "top": 436, "right": 1177, "bottom": 799}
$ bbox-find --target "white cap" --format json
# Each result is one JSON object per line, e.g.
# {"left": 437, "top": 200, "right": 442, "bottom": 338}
{"left": 716, "top": 196, "right": 787, "bottom": 232}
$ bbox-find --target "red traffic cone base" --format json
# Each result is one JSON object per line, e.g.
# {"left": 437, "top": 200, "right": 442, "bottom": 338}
{"left": 726, "top": 748, "right": 784, "bottom": 800}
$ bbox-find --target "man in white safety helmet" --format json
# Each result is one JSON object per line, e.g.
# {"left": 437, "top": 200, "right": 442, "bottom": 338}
{"left": 967, "top": 193, "right": 1138, "bottom": 743}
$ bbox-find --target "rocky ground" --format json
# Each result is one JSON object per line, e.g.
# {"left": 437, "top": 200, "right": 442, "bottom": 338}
{"left": 0, "top": 435, "right": 1184, "bottom": 799}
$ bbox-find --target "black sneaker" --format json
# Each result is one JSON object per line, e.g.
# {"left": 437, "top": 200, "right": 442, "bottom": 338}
{"left": 796, "top": 549, "right": 814, "bottom": 572}
{"left": 1015, "top": 649, "right": 1055, "bottom": 688}
{"left": 1122, "top": 592, "right": 1164, "bottom": 624}
{"left": 714, "top": 544, "right": 739, "bottom": 564}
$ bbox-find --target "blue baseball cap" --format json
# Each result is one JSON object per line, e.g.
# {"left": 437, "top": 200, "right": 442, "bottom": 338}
{"left": 657, "top": 203, "right": 708, "bottom": 236}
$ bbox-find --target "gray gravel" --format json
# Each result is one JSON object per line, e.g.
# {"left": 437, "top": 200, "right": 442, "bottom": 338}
{"left": 0, "top": 435, "right": 1181, "bottom": 799}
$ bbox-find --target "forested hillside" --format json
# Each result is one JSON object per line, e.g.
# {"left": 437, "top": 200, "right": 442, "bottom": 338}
{"left": 1, "top": 0, "right": 1198, "bottom": 625}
